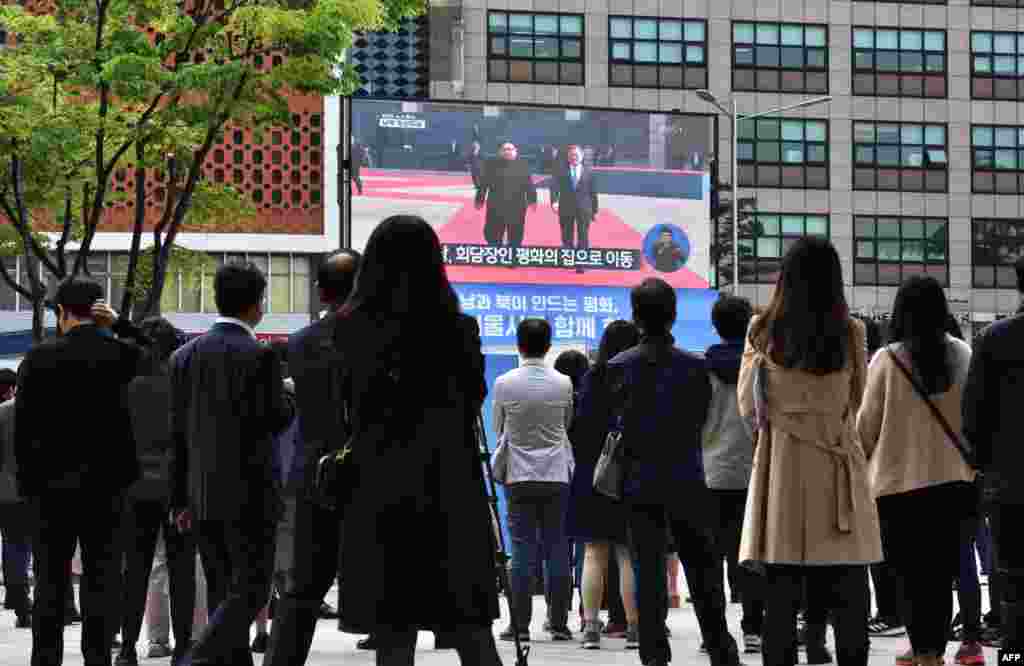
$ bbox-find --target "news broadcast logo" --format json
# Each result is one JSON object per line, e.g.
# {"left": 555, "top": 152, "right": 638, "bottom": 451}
{"left": 1000, "top": 650, "right": 1024, "bottom": 663}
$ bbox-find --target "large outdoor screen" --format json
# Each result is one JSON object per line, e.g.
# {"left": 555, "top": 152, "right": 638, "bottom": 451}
{"left": 349, "top": 100, "right": 715, "bottom": 290}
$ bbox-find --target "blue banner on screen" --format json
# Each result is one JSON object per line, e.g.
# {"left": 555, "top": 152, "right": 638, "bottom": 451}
{"left": 454, "top": 282, "right": 721, "bottom": 352}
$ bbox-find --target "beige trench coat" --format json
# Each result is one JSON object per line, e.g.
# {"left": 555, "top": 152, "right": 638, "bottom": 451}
{"left": 737, "top": 316, "right": 883, "bottom": 566}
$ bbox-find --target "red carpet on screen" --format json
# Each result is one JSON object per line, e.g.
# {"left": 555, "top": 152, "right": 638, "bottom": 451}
{"left": 355, "top": 169, "right": 708, "bottom": 289}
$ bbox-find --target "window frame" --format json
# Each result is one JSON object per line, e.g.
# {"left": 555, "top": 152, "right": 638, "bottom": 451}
{"left": 731, "top": 21, "right": 829, "bottom": 94}
{"left": 736, "top": 117, "right": 830, "bottom": 190}
{"left": 971, "top": 218, "right": 1024, "bottom": 289}
{"left": 853, "top": 215, "right": 950, "bottom": 287}
{"left": 608, "top": 16, "right": 708, "bottom": 90}
{"left": 852, "top": 27, "right": 948, "bottom": 99}
{"left": 970, "top": 31, "right": 1024, "bottom": 100}
{"left": 971, "top": 124, "right": 1024, "bottom": 195}
{"left": 852, "top": 121, "right": 949, "bottom": 193}
{"left": 738, "top": 213, "right": 831, "bottom": 284}
{"left": 487, "top": 11, "right": 586, "bottom": 86}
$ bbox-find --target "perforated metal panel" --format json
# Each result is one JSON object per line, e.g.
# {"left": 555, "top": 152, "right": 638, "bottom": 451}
{"left": 350, "top": 16, "right": 429, "bottom": 99}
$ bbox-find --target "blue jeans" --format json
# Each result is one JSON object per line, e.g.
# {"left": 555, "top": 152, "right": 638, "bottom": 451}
{"left": 506, "top": 482, "right": 571, "bottom": 632}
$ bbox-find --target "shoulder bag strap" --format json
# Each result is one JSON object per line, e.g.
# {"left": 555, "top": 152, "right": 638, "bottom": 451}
{"left": 886, "top": 346, "right": 973, "bottom": 467}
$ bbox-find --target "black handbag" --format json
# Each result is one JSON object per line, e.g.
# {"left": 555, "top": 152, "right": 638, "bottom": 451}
{"left": 313, "top": 437, "right": 357, "bottom": 513}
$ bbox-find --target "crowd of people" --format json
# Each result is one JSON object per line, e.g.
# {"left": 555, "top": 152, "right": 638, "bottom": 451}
{"left": 0, "top": 217, "right": 1018, "bottom": 666}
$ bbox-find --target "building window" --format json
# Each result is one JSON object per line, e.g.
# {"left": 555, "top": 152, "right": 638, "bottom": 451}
{"left": 853, "top": 122, "right": 948, "bottom": 192}
{"left": 971, "top": 32, "right": 1024, "bottom": 100}
{"left": 739, "top": 214, "right": 829, "bottom": 284}
{"left": 737, "top": 118, "right": 829, "bottom": 189}
{"left": 972, "top": 125, "right": 1024, "bottom": 194}
{"left": 971, "top": 219, "right": 1024, "bottom": 288}
{"left": 609, "top": 17, "right": 707, "bottom": 89}
{"left": 852, "top": 28, "right": 947, "bottom": 98}
{"left": 732, "top": 22, "right": 828, "bottom": 94}
{"left": 161, "top": 253, "right": 313, "bottom": 314}
{"left": 854, "top": 216, "right": 949, "bottom": 286}
{"left": 487, "top": 12, "right": 584, "bottom": 85}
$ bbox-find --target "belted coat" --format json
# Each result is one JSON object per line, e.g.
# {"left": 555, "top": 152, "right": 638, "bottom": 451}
{"left": 737, "top": 315, "right": 883, "bottom": 566}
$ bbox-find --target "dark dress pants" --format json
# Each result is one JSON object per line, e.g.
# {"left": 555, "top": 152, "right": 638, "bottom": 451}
{"left": 711, "top": 488, "right": 764, "bottom": 636}
{"left": 483, "top": 212, "right": 526, "bottom": 248}
{"left": 559, "top": 211, "right": 591, "bottom": 250}
{"left": 31, "top": 491, "right": 125, "bottom": 666}
{"left": 990, "top": 503, "right": 1024, "bottom": 653}
{"left": 957, "top": 515, "right": 984, "bottom": 641}
{"left": 628, "top": 483, "right": 739, "bottom": 666}
{"left": 263, "top": 497, "right": 342, "bottom": 666}
{"left": 120, "top": 498, "right": 196, "bottom": 655}
{"left": 0, "top": 500, "right": 33, "bottom": 614}
{"left": 187, "top": 517, "right": 277, "bottom": 666}
{"left": 764, "top": 565, "right": 870, "bottom": 666}
{"left": 872, "top": 505, "right": 907, "bottom": 625}
{"left": 373, "top": 626, "right": 501, "bottom": 666}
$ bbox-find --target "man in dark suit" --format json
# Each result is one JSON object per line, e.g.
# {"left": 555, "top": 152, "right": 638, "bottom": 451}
{"left": 263, "top": 250, "right": 359, "bottom": 666}
{"left": 170, "top": 262, "right": 295, "bottom": 666}
{"left": 551, "top": 144, "right": 599, "bottom": 260}
{"left": 962, "top": 255, "right": 1024, "bottom": 656}
{"left": 467, "top": 141, "right": 483, "bottom": 190}
{"left": 15, "top": 277, "right": 146, "bottom": 666}
{"left": 475, "top": 142, "right": 537, "bottom": 248}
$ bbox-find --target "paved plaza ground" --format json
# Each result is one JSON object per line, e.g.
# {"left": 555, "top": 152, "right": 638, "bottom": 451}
{"left": 0, "top": 583, "right": 1001, "bottom": 666}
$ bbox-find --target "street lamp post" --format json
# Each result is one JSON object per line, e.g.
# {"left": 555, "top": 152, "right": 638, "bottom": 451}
{"left": 695, "top": 91, "right": 832, "bottom": 293}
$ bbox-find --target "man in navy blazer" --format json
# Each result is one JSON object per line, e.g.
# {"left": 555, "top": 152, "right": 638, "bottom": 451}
{"left": 170, "top": 262, "right": 294, "bottom": 666}
{"left": 551, "top": 145, "right": 599, "bottom": 260}
{"left": 263, "top": 249, "right": 360, "bottom": 666}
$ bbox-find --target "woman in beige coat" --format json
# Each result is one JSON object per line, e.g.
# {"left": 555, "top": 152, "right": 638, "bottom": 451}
{"left": 738, "top": 236, "right": 882, "bottom": 666}
{"left": 856, "top": 276, "right": 977, "bottom": 666}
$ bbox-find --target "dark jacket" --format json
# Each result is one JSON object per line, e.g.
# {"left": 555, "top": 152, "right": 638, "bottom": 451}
{"left": 963, "top": 309, "right": 1024, "bottom": 505}
{"left": 565, "top": 365, "right": 628, "bottom": 544}
{"left": 476, "top": 158, "right": 537, "bottom": 230}
{"left": 608, "top": 334, "right": 712, "bottom": 503}
{"left": 169, "top": 322, "right": 295, "bottom": 522}
{"left": 334, "top": 312, "right": 499, "bottom": 633}
{"left": 15, "top": 325, "right": 144, "bottom": 498}
{"left": 0, "top": 399, "right": 19, "bottom": 503}
{"left": 551, "top": 164, "right": 599, "bottom": 219}
{"left": 286, "top": 314, "right": 348, "bottom": 499}
{"left": 125, "top": 372, "right": 174, "bottom": 503}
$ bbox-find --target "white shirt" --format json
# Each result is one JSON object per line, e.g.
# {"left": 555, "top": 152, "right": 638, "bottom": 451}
{"left": 215, "top": 316, "right": 257, "bottom": 340}
{"left": 493, "top": 358, "right": 575, "bottom": 484}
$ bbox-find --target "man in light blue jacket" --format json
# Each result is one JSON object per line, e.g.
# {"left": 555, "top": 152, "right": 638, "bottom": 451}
{"left": 494, "top": 318, "right": 575, "bottom": 644}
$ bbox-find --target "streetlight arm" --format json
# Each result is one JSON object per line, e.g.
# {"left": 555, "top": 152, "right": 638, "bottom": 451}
{"left": 741, "top": 95, "right": 832, "bottom": 122}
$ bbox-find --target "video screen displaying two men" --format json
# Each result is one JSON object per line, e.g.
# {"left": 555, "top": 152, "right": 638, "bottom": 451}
{"left": 350, "top": 100, "right": 715, "bottom": 289}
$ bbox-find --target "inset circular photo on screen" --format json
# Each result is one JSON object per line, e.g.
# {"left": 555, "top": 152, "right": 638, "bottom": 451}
{"left": 642, "top": 224, "right": 691, "bottom": 274}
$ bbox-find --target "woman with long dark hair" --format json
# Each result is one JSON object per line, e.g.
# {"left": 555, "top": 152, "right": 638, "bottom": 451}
{"left": 333, "top": 216, "right": 502, "bottom": 666}
{"left": 738, "top": 236, "right": 881, "bottom": 666}
{"left": 857, "top": 276, "right": 977, "bottom": 666}
{"left": 565, "top": 321, "right": 642, "bottom": 650}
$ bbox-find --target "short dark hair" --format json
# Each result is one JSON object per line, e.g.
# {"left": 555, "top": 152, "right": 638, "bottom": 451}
{"left": 711, "top": 295, "right": 753, "bottom": 341}
{"left": 554, "top": 350, "right": 589, "bottom": 391}
{"left": 0, "top": 369, "right": 16, "bottom": 393}
{"left": 1016, "top": 255, "right": 1024, "bottom": 293}
{"left": 317, "top": 250, "right": 361, "bottom": 304}
{"left": 631, "top": 278, "right": 676, "bottom": 333}
{"left": 517, "top": 318, "right": 552, "bottom": 357}
{"left": 214, "top": 262, "right": 267, "bottom": 318}
{"left": 138, "top": 316, "right": 184, "bottom": 364}
{"left": 55, "top": 276, "right": 104, "bottom": 319}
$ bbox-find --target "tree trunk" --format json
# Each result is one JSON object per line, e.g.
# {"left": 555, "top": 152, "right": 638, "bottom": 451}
{"left": 122, "top": 141, "right": 147, "bottom": 322}
{"left": 31, "top": 296, "right": 44, "bottom": 343}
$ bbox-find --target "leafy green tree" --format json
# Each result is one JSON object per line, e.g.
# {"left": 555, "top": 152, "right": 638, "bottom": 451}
{"left": 0, "top": 0, "right": 423, "bottom": 336}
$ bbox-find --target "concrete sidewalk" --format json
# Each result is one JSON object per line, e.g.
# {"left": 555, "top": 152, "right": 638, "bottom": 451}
{"left": 0, "top": 588, "right": 1000, "bottom": 666}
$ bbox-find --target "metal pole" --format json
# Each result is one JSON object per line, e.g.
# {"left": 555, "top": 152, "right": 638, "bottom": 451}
{"left": 732, "top": 99, "right": 739, "bottom": 294}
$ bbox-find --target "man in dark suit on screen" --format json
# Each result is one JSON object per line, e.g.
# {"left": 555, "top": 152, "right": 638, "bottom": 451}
{"left": 551, "top": 144, "right": 599, "bottom": 261}
{"left": 475, "top": 142, "right": 537, "bottom": 248}
{"left": 170, "top": 262, "right": 294, "bottom": 666}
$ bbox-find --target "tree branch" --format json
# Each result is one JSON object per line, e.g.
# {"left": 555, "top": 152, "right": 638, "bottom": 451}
{"left": 0, "top": 256, "right": 32, "bottom": 302}
{"left": 56, "top": 187, "right": 72, "bottom": 278}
